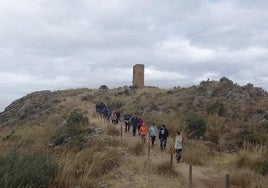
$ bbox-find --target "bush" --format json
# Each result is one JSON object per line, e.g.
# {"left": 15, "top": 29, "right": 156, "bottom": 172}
{"left": 206, "top": 101, "right": 225, "bottom": 116}
{"left": 89, "top": 150, "right": 120, "bottom": 177}
{"left": 99, "top": 85, "right": 109, "bottom": 90}
{"left": 184, "top": 116, "right": 207, "bottom": 139}
{"left": 205, "top": 129, "right": 220, "bottom": 144}
{"left": 0, "top": 151, "right": 58, "bottom": 188}
{"left": 256, "top": 159, "right": 268, "bottom": 176}
{"left": 182, "top": 140, "right": 208, "bottom": 166}
{"left": 236, "top": 128, "right": 260, "bottom": 147}
{"left": 155, "top": 161, "right": 177, "bottom": 177}
{"left": 66, "top": 110, "right": 88, "bottom": 136}
{"left": 230, "top": 169, "right": 258, "bottom": 188}
{"left": 128, "top": 142, "right": 145, "bottom": 156}
{"left": 106, "top": 126, "right": 120, "bottom": 136}
{"left": 52, "top": 110, "right": 91, "bottom": 148}
{"left": 219, "top": 77, "right": 233, "bottom": 85}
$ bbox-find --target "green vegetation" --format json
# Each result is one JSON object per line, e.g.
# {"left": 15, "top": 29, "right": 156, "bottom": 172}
{"left": 0, "top": 151, "right": 57, "bottom": 188}
{"left": 184, "top": 115, "right": 207, "bottom": 139}
{"left": 206, "top": 101, "right": 226, "bottom": 116}
{"left": 52, "top": 109, "right": 93, "bottom": 148}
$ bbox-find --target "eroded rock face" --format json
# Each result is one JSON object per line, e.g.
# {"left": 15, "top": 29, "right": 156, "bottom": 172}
{"left": 0, "top": 90, "right": 56, "bottom": 127}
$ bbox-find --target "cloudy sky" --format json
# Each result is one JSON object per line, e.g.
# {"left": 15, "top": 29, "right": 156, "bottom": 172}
{"left": 0, "top": 0, "right": 268, "bottom": 111}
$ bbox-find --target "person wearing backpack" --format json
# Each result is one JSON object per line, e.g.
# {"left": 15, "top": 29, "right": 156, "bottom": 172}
{"left": 149, "top": 123, "right": 158, "bottom": 147}
{"left": 123, "top": 113, "right": 131, "bottom": 132}
{"left": 131, "top": 115, "right": 139, "bottom": 136}
{"left": 137, "top": 117, "right": 143, "bottom": 136}
{"left": 158, "top": 124, "right": 169, "bottom": 151}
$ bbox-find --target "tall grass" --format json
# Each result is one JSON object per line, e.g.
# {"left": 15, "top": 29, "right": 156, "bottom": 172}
{"left": 182, "top": 139, "right": 209, "bottom": 166}
{"left": 230, "top": 168, "right": 260, "bottom": 188}
{"left": 54, "top": 147, "right": 120, "bottom": 187}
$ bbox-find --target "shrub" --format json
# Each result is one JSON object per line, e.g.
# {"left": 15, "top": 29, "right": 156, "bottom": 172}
{"left": 219, "top": 77, "right": 233, "bottom": 85}
{"left": 206, "top": 101, "right": 225, "bottom": 116}
{"left": 52, "top": 131, "right": 67, "bottom": 146}
{"left": 184, "top": 115, "right": 207, "bottom": 139}
{"left": 182, "top": 140, "right": 208, "bottom": 166}
{"left": 99, "top": 85, "right": 109, "bottom": 90}
{"left": 106, "top": 126, "right": 120, "bottom": 136}
{"left": 155, "top": 161, "right": 177, "bottom": 177}
{"left": 89, "top": 150, "right": 120, "bottom": 177}
{"left": 236, "top": 128, "right": 260, "bottom": 147}
{"left": 205, "top": 129, "right": 220, "bottom": 144}
{"left": 0, "top": 151, "right": 58, "bottom": 188}
{"left": 256, "top": 159, "right": 268, "bottom": 176}
{"left": 230, "top": 169, "right": 258, "bottom": 188}
{"left": 52, "top": 110, "right": 91, "bottom": 148}
{"left": 128, "top": 142, "right": 145, "bottom": 156}
{"left": 66, "top": 110, "right": 88, "bottom": 136}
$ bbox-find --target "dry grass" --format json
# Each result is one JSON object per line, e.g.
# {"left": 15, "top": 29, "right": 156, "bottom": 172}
{"left": 1, "top": 85, "right": 267, "bottom": 187}
{"left": 106, "top": 125, "right": 121, "bottom": 136}
{"left": 182, "top": 139, "right": 210, "bottom": 166}
{"left": 155, "top": 160, "right": 177, "bottom": 177}
{"left": 128, "top": 141, "right": 145, "bottom": 156}
{"left": 230, "top": 168, "right": 260, "bottom": 188}
{"left": 53, "top": 146, "right": 121, "bottom": 187}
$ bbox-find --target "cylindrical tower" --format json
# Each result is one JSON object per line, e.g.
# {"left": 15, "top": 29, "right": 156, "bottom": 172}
{"left": 133, "top": 64, "right": 144, "bottom": 87}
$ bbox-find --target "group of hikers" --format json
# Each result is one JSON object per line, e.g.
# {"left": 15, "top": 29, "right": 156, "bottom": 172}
{"left": 95, "top": 102, "right": 183, "bottom": 163}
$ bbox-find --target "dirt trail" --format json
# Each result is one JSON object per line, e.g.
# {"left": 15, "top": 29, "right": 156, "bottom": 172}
{"left": 89, "top": 106, "right": 224, "bottom": 188}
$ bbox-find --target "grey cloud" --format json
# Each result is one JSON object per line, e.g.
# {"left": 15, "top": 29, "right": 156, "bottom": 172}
{"left": 0, "top": 0, "right": 268, "bottom": 111}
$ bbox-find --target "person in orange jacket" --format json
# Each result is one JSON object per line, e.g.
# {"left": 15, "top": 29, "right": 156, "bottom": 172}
{"left": 139, "top": 123, "right": 148, "bottom": 144}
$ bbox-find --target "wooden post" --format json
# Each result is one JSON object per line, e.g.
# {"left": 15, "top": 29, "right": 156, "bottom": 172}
{"left": 225, "top": 174, "right": 230, "bottom": 188}
{"left": 148, "top": 141, "right": 150, "bottom": 158}
{"left": 120, "top": 124, "right": 123, "bottom": 139}
{"left": 189, "top": 163, "right": 192, "bottom": 188}
{"left": 170, "top": 152, "right": 173, "bottom": 167}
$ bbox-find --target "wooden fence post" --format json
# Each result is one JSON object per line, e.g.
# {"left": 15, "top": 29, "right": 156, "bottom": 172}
{"left": 225, "top": 174, "right": 230, "bottom": 188}
{"left": 148, "top": 141, "right": 150, "bottom": 158}
{"left": 189, "top": 163, "right": 192, "bottom": 188}
{"left": 170, "top": 152, "right": 173, "bottom": 167}
{"left": 120, "top": 124, "right": 123, "bottom": 139}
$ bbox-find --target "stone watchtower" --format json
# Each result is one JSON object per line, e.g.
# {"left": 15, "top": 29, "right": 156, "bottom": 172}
{"left": 133, "top": 64, "right": 144, "bottom": 87}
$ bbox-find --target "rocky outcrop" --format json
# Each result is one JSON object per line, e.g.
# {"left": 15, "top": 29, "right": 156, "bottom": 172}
{"left": 0, "top": 90, "right": 56, "bottom": 127}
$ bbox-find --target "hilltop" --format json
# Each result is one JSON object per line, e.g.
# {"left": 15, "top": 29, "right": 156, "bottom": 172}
{"left": 0, "top": 77, "right": 267, "bottom": 187}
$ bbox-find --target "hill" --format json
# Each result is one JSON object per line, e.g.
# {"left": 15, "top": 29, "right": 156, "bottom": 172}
{"left": 0, "top": 78, "right": 267, "bottom": 187}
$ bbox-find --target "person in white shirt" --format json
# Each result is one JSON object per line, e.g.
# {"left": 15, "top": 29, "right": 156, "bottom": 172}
{"left": 149, "top": 123, "right": 158, "bottom": 147}
{"left": 174, "top": 131, "right": 183, "bottom": 163}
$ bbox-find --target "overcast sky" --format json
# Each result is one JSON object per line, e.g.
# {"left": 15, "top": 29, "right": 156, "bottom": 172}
{"left": 0, "top": 0, "right": 268, "bottom": 111}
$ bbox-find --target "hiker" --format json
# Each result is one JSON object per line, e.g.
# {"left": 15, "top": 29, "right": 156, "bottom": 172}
{"left": 102, "top": 106, "right": 111, "bottom": 121}
{"left": 139, "top": 123, "right": 148, "bottom": 144}
{"left": 159, "top": 124, "right": 169, "bottom": 151}
{"left": 149, "top": 123, "right": 158, "bottom": 147}
{"left": 131, "top": 115, "right": 139, "bottom": 136}
{"left": 137, "top": 117, "right": 143, "bottom": 136}
{"left": 174, "top": 131, "right": 183, "bottom": 163}
{"left": 111, "top": 111, "right": 117, "bottom": 124}
{"left": 123, "top": 113, "right": 131, "bottom": 132}
{"left": 115, "top": 111, "right": 121, "bottom": 124}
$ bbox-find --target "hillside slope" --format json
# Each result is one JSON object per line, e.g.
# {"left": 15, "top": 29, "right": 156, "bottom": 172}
{"left": 0, "top": 79, "right": 268, "bottom": 187}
